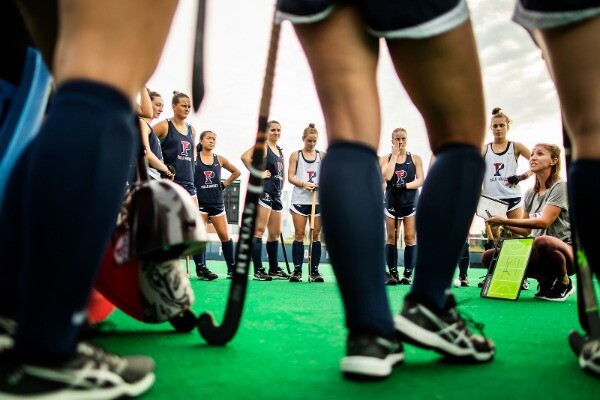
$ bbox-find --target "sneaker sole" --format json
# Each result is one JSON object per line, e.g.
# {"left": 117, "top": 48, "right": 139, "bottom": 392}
{"left": 8, "top": 369, "right": 156, "bottom": 400}
{"left": 253, "top": 277, "right": 273, "bottom": 281}
{"left": 542, "top": 285, "right": 576, "bottom": 302}
{"left": 394, "top": 315, "right": 494, "bottom": 362}
{"left": 197, "top": 277, "right": 218, "bottom": 281}
{"left": 341, "top": 353, "right": 404, "bottom": 380}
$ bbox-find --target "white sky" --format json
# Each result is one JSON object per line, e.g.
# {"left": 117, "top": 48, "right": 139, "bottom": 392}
{"left": 147, "top": 0, "right": 564, "bottom": 234}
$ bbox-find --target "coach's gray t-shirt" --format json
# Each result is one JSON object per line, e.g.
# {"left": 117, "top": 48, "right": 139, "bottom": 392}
{"left": 523, "top": 179, "right": 571, "bottom": 244}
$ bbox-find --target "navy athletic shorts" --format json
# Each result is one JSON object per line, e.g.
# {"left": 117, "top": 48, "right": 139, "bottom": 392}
{"left": 277, "top": 0, "right": 469, "bottom": 39}
{"left": 290, "top": 203, "right": 321, "bottom": 217}
{"left": 199, "top": 205, "right": 226, "bottom": 217}
{"left": 176, "top": 181, "right": 197, "bottom": 197}
{"left": 499, "top": 196, "right": 523, "bottom": 213}
{"left": 258, "top": 192, "right": 283, "bottom": 212}
{"left": 384, "top": 204, "right": 416, "bottom": 220}
{"left": 513, "top": 0, "right": 600, "bottom": 31}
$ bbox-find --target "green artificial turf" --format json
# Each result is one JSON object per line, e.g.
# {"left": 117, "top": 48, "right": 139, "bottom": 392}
{"left": 95, "top": 262, "right": 600, "bottom": 399}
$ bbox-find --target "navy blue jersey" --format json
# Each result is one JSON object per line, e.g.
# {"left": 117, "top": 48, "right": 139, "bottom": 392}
{"left": 146, "top": 121, "right": 163, "bottom": 163}
{"left": 263, "top": 145, "right": 284, "bottom": 197}
{"left": 160, "top": 119, "right": 195, "bottom": 187}
{"left": 194, "top": 154, "right": 223, "bottom": 207}
{"left": 385, "top": 152, "right": 417, "bottom": 207}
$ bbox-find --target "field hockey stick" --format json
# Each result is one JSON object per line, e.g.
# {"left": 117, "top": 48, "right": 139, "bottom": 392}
{"left": 307, "top": 189, "right": 317, "bottom": 282}
{"left": 280, "top": 232, "right": 291, "bottom": 274}
{"left": 197, "top": 7, "right": 281, "bottom": 345}
{"left": 192, "top": 0, "right": 206, "bottom": 112}
{"left": 185, "top": 255, "right": 191, "bottom": 278}
{"left": 562, "top": 123, "right": 600, "bottom": 354}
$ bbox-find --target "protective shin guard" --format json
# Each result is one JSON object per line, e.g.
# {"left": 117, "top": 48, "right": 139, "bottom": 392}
{"left": 15, "top": 80, "right": 137, "bottom": 362}
{"left": 320, "top": 142, "right": 393, "bottom": 337}
{"left": 312, "top": 241, "right": 321, "bottom": 269}
{"left": 568, "top": 160, "right": 600, "bottom": 278}
{"left": 410, "top": 145, "right": 484, "bottom": 310}
{"left": 404, "top": 245, "right": 415, "bottom": 274}
{"left": 222, "top": 239, "right": 235, "bottom": 269}
{"left": 292, "top": 240, "right": 304, "bottom": 270}
{"left": 252, "top": 237, "right": 263, "bottom": 273}
{"left": 266, "top": 240, "right": 279, "bottom": 271}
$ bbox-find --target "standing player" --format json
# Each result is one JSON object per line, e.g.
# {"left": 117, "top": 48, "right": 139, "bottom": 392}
{"left": 512, "top": 0, "right": 600, "bottom": 377}
{"left": 0, "top": 0, "right": 179, "bottom": 398}
{"left": 380, "top": 128, "right": 424, "bottom": 285}
{"left": 139, "top": 88, "right": 173, "bottom": 180}
{"left": 193, "top": 130, "right": 241, "bottom": 280}
{"left": 278, "top": 0, "right": 494, "bottom": 380}
{"left": 153, "top": 91, "right": 198, "bottom": 204}
{"left": 287, "top": 123, "right": 325, "bottom": 282}
{"left": 480, "top": 107, "right": 532, "bottom": 288}
{"left": 482, "top": 107, "right": 532, "bottom": 239}
{"left": 241, "top": 120, "right": 290, "bottom": 281}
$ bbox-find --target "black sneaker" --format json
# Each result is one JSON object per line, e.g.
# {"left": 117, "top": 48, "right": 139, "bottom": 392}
{"left": 399, "top": 272, "right": 412, "bottom": 285}
{"left": 542, "top": 278, "right": 575, "bottom": 302}
{"left": 197, "top": 266, "right": 218, "bottom": 281}
{"left": 385, "top": 272, "right": 398, "bottom": 286}
{"left": 226, "top": 269, "right": 233, "bottom": 279}
{"left": 268, "top": 268, "right": 291, "bottom": 280}
{"left": 459, "top": 274, "right": 469, "bottom": 287}
{"left": 253, "top": 268, "right": 273, "bottom": 281}
{"left": 0, "top": 316, "right": 15, "bottom": 352}
{"left": 580, "top": 338, "right": 600, "bottom": 378}
{"left": 0, "top": 341, "right": 155, "bottom": 400}
{"left": 534, "top": 278, "right": 555, "bottom": 299}
{"left": 477, "top": 275, "right": 487, "bottom": 288}
{"left": 309, "top": 270, "right": 324, "bottom": 283}
{"left": 389, "top": 268, "right": 400, "bottom": 282}
{"left": 289, "top": 269, "right": 302, "bottom": 282}
{"left": 341, "top": 331, "right": 404, "bottom": 381}
{"left": 394, "top": 295, "right": 495, "bottom": 362}
{"left": 522, "top": 278, "right": 530, "bottom": 290}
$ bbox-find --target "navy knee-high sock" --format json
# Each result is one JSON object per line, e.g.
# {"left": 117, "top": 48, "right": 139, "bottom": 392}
{"left": 266, "top": 240, "right": 279, "bottom": 271}
{"left": 292, "top": 240, "right": 304, "bottom": 271}
{"left": 458, "top": 241, "right": 470, "bottom": 276}
{"left": 193, "top": 249, "right": 206, "bottom": 268}
{"left": 320, "top": 142, "right": 392, "bottom": 337}
{"left": 252, "top": 237, "right": 263, "bottom": 272}
{"left": 222, "top": 239, "right": 235, "bottom": 270}
{"left": 385, "top": 244, "right": 396, "bottom": 271}
{"left": 404, "top": 245, "right": 415, "bottom": 274}
{"left": 11, "top": 80, "right": 137, "bottom": 362}
{"left": 312, "top": 241, "right": 321, "bottom": 270}
{"left": 568, "top": 160, "right": 600, "bottom": 279}
{"left": 410, "top": 145, "right": 484, "bottom": 310}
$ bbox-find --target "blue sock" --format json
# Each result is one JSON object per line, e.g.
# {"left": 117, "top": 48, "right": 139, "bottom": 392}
{"left": 292, "top": 240, "right": 304, "bottom": 271}
{"left": 404, "top": 245, "right": 415, "bottom": 274}
{"left": 568, "top": 160, "right": 600, "bottom": 279}
{"left": 312, "top": 241, "right": 321, "bottom": 271}
{"left": 193, "top": 249, "right": 206, "bottom": 271}
{"left": 222, "top": 239, "right": 235, "bottom": 270}
{"left": 252, "top": 237, "right": 263, "bottom": 273}
{"left": 2, "top": 80, "right": 137, "bottom": 362}
{"left": 458, "top": 241, "right": 470, "bottom": 276}
{"left": 266, "top": 240, "right": 279, "bottom": 271}
{"left": 410, "top": 145, "right": 484, "bottom": 310}
{"left": 320, "top": 142, "right": 393, "bottom": 337}
{"left": 385, "top": 244, "right": 396, "bottom": 271}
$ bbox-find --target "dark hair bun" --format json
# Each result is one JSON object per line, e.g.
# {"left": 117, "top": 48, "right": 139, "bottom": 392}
{"left": 308, "top": 123, "right": 315, "bottom": 128}
{"left": 491, "top": 107, "right": 502, "bottom": 115}
{"left": 173, "top": 90, "right": 180, "bottom": 95}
